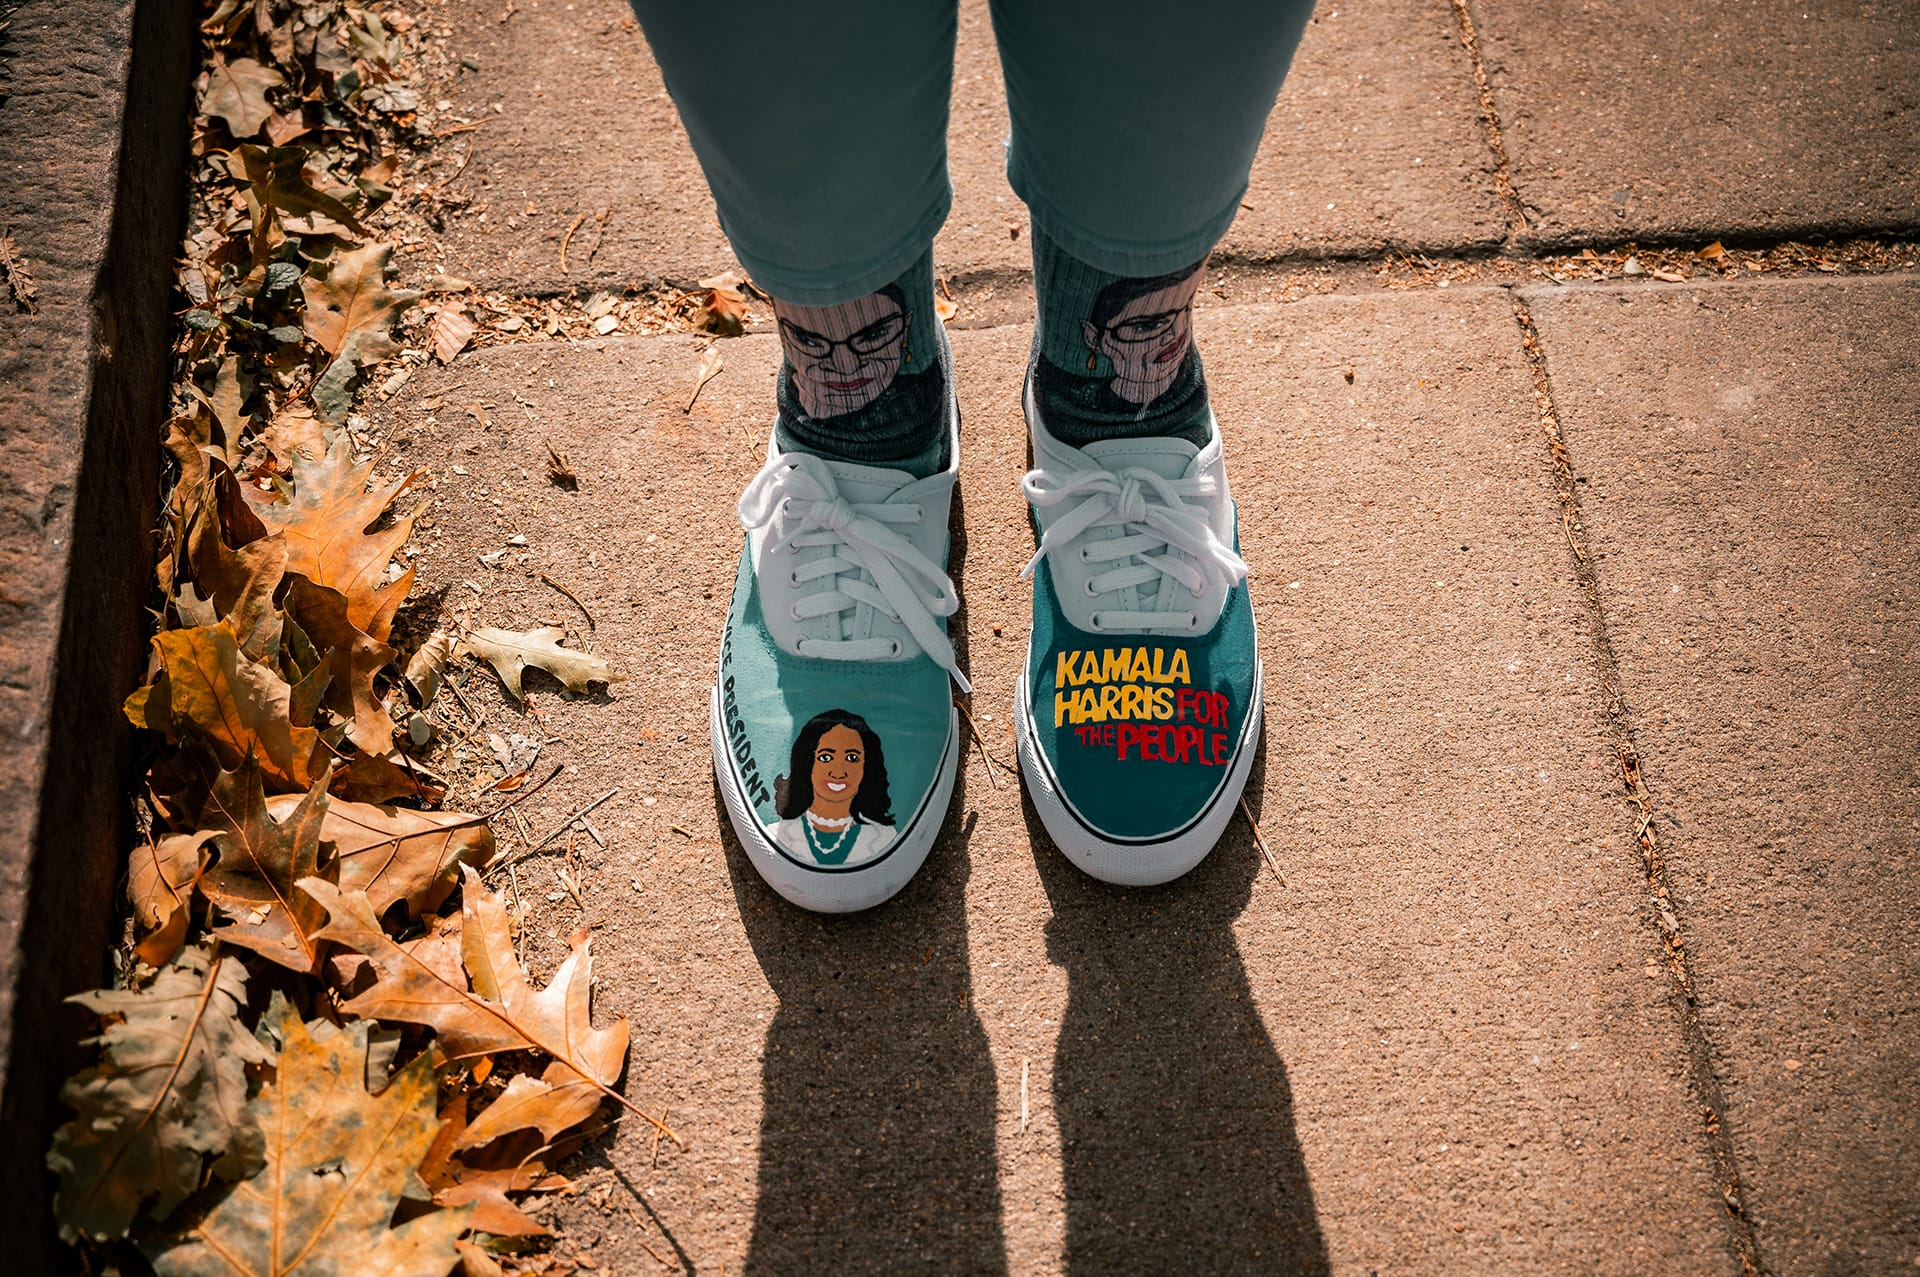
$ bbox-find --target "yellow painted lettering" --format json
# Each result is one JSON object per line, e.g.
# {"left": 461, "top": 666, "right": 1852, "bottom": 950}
{"left": 1170, "top": 648, "right": 1191, "bottom": 684}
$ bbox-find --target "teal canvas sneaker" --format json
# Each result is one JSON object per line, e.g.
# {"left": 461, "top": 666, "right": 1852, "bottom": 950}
{"left": 709, "top": 402, "right": 966, "bottom": 913}
{"left": 1014, "top": 381, "right": 1262, "bottom": 886}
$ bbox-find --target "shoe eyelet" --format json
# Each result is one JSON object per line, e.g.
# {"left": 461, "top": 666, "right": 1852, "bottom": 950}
{"left": 1088, "top": 611, "right": 1106, "bottom": 631}
{"left": 886, "top": 638, "right": 903, "bottom": 656}
{"left": 789, "top": 604, "right": 803, "bottom": 621}
{"left": 1078, "top": 547, "right": 1091, "bottom": 563}
{"left": 1082, "top": 578, "right": 1099, "bottom": 597}
{"left": 787, "top": 570, "right": 800, "bottom": 586}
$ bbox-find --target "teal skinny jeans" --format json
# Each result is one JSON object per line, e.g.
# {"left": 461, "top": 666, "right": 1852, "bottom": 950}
{"left": 627, "top": 1, "right": 1317, "bottom": 304}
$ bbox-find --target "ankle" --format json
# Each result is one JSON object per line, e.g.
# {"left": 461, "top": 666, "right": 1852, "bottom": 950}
{"left": 1027, "top": 226, "right": 1212, "bottom": 450}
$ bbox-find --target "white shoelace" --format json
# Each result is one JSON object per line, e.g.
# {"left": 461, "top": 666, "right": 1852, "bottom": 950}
{"left": 1020, "top": 463, "right": 1248, "bottom": 632}
{"left": 739, "top": 452, "right": 970, "bottom": 692}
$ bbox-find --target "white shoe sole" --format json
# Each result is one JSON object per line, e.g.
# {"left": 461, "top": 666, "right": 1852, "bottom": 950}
{"left": 709, "top": 688, "right": 959, "bottom": 913}
{"left": 1014, "top": 652, "right": 1263, "bottom": 887}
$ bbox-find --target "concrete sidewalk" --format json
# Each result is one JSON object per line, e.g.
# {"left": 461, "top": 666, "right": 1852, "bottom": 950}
{"left": 378, "top": 0, "right": 1918, "bottom": 1271}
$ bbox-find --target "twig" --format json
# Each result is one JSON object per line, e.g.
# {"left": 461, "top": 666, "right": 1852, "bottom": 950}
{"left": 540, "top": 570, "right": 596, "bottom": 629}
{"left": 953, "top": 697, "right": 1006, "bottom": 789}
{"left": 446, "top": 675, "right": 485, "bottom": 728}
{"left": 669, "top": 824, "right": 693, "bottom": 839}
{"left": 434, "top": 120, "right": 484, "bottom": 137}
{"left": 650, "top": 1105, "right": 668, "bottom": 1169}
{"left": 559, "top": 212, "right": 589, "bottom": 273}
{"left": 1239, "top": 795, "right": 1285, "bottom": 886}
{"left": 489, "top": 787, "right": 620, "bottom": 875}
{"left": 684, "top": 346, "right": 723, "bottom": 413}
{"left": 1019, "top": 1058, "right": 1030, "bottom": 1132}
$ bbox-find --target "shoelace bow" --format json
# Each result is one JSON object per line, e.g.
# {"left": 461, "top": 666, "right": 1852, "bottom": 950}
{"left": 739, "top": 452, "right": 971, "bottom": 692}
{"left": 1021, "top": 462, "right": 1247, "bottom": 632}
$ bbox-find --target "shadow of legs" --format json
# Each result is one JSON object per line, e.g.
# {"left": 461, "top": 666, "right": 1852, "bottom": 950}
{"left": 1028, "top": 746, "right": 1328, "bottom": 1274}
{"left": 723, "top": 797, "right": 1007, "bottom": 1275}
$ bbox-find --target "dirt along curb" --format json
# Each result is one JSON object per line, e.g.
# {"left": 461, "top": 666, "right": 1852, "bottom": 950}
{"left": 0, "top": 0, "right": 195, "bottom": 1268}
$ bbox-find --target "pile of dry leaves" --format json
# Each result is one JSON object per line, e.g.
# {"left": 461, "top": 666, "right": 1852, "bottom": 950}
{"left": 46, "top": 4, "right": 650, "bottom": 1274}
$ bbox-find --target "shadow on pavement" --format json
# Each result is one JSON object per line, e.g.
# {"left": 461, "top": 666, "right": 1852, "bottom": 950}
{"left": 721, "top": 797, "right": 1007, "bottom": 1275}
{"left": 1025, "top": 742, "right": 1330, "bottom": 1274}
{"left": 719, "top": 485, "right": 1008, "bottom": 1274}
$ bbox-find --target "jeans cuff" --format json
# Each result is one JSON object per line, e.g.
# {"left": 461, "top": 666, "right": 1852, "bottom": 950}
{"left": 720, "top": 187, "right": 952, "bottom": 307}
{"left": 1008, "top": 152, "right": 1244, "bottom": 277}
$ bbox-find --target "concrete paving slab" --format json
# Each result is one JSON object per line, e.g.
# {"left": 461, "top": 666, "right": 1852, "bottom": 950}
{"left": 1473, "top": 0, "right": 1920, "bottom": 247}
{"left": 417, "top": 0, "right": 1502, "bottom": 295}
{"left": 1526, "top": 274, "right": 1920, "bottom": 1273}
{"left": 373, "top": 285, "right": 1735, "bottom": 1272}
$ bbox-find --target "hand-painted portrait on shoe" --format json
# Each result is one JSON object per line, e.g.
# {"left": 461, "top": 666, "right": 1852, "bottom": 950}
{"left": 772, "top": 709, "right": 897, "bottom": 866}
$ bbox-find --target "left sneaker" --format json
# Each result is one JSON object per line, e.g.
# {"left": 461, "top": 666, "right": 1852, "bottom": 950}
{"left": 1013, "top": 380, "right": 1262, "bottom": 886}
{"left": 710, "top": 402, "right": 967, "bottom": 913}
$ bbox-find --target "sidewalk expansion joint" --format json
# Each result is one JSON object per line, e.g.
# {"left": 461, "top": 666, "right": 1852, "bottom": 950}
{"left": 1506, "top": 287, "right": 1764, "bottom": 1277}
{"left": 1450, "top": 0, "right": 1531, "bottom": 240}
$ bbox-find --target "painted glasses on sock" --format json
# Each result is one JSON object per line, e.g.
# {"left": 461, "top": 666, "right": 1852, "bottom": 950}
{"left": 1028, "top": 228, "right": 1212, "bottom": 450}
{"left": 771, "top": 250, "right": 948, "bottom": 478}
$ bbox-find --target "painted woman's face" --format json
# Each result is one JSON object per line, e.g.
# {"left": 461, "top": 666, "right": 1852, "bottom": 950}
{"left": 1081, "top": 268, "right": 1202, "bottom": 406}
{"left": 776, "top": 293, "right": 910, "bottom": 419}
{"left": 808, "top": 724, "right": 866, "bottom": 816}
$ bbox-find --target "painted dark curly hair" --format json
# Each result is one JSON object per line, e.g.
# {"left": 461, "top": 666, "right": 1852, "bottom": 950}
{"left": 774, "top": 708, "right": 893, "bottom": 825}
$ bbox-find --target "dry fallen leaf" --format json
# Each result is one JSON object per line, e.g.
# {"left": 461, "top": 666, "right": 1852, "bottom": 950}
{"left": 199, "top": 757, "right": 336, "bottom": 974}
{"left": 145, "top": 1007, "right": 470, "bottom": 1277}
{"left": 419, "top": 1094, "right": 562, "bottom": 1238}
{"left": 687, "top": 286, "right": 748, "bottom": 336}
{"left": 543, "top": 440, "right": 576, "bottom": 490}
{"left": 429, "top": 306, "right": 475, "bottom": 364}
{"left": 129, "top": 830, "right": 218, "bottom": 966}
{"left": 201, "top": 56, "right": 285, "bottom": 139}
{"left": 456, "top": 626, "right": 616, "bottom": 699}
{"left": 405, "top": 629, "right": 456, "bottom": 707}
{"left": 267, "top": 793, "right": 493, "bottom": 921}
{"left": 246, "top": 429, "right": 423, "bottom": 641}
{"left": 303, "top": 867, "right": 629, "bottom": 1096}
{"left": 127, "top": 620, "right": 327, "bottom": 793}
{"left": 48, "top": 948, "right": 270, "bottom": 1243}
{"left": 300, "top": 242, "right": 421, "bottom": 422}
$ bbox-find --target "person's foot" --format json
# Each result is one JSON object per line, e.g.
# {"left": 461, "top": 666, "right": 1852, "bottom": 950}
{"left": 1014, "top": 379, "right": 1261, "bottom": 885}
{"left": 709, "top": 397, "right": 966, "bottom": 913}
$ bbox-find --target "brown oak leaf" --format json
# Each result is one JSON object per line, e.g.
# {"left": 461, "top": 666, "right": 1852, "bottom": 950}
{"left": 129, "top": 621, "right": 326, "bottom": 793}
{"left": 302, "top": 868, "right": 628, "bottom": 1088}
{"left": 200, "top": 757, "right": 336, "bottom": 974}
{"left": 48, "top": 948, "right": 270, "bottom": 1243}
{"left": 128, "top": 830, "right": 218, "bottom": 967}
{"left": 267, "top": 794, "right": 493, "bottom": 922}
{"left": 201, "top": 56, "right": 284, "bottom": 139}
{"left": 247, "top": 430, "right": 421, "bottom": 641}
{"left": 144, "top": 1008, "right": 469, "bottom": 1277}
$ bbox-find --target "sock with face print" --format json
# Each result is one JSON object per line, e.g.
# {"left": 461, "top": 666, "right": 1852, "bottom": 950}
{"left": 1027, "top": 227, "right": 1212, "bottom": 450}
{"left": 771, "top": 250, "right": 949, "bottom": 479}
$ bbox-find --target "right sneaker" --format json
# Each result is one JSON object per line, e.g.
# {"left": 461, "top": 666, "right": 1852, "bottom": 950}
{"left": 1013, "top": 380, "right": 1262, "bottom": 886}
{"left": 709, "top": 396, "right": 966, "bottom": 913}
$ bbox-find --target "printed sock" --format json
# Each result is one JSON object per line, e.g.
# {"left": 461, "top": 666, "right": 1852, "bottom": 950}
{"left": 771, "top": 250, "right": 949, "bottom": 479}
{"left": 1027, "top": 226, "right": 1212, "bottom": 450}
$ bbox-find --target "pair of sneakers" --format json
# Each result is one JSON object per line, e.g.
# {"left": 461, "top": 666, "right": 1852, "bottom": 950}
{"left": 708, "top": 374, "right": 1262, "bottom": 912}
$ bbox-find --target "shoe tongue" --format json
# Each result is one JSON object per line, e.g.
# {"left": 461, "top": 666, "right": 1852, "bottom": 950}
{"left": 820, "top": 456, "right": 914, "bottom": 505}
{"left": 1082, "top": 435, "right": 1199, "bottom": 482}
